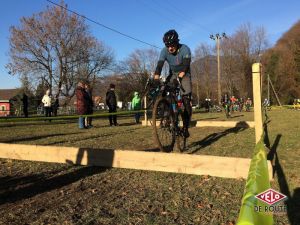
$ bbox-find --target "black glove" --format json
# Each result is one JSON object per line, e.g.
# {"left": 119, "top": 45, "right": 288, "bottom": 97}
{"left": 153, "top": 79, "right": 161, "bottom": 87}
{"left": 177, "top": 77, "right": 185, "bottom": 92}
{"left": 173, "top": 79, "right": 179, "bottom": 87}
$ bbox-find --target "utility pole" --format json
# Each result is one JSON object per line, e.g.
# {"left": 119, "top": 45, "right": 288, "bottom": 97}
{"left": 210, "top": 33, "right": 227, "bottom": 105}
{"left": 267, "top": 74, "right": 270, "bottom": 104}
{"left": 268, "top": 75, "right": 282, "bottom": 106}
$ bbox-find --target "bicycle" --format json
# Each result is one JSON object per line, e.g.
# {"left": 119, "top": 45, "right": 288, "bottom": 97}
{"left": 209, "top": 104, "right": 222, "bottom": 113}
{"left": 144, "top": 78, "right": 187, "bottom": 152}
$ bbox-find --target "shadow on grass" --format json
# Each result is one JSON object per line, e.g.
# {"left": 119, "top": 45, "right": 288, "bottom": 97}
{"left": 265, "top": 124, "right": 300, "bottom": 225}
{"left": 47, "top": 127, "right": 144, "bottom": 145}
{"left": 0, "top": 120, "right": 76, "bottom": 128}
{"left": 0, "top": 167, "right": 73, "bottom": 192}
{"left": 2, "top": 133, "right": 79, "bottom": 143}
{"left": 0, "top": 166, "right": 107, "bottom": 205}
{"left": 118, "top": 122, "right": 138, "bottom": 126}
{"left": 196, "top": 117, "right": 220, "bottom": 121}
{"left": 0, "top": 146, "right": 116, "bottom": 205}
{"left": 187, "top": 121, "right": 249, "bottom": 154}
{"left": 230, "top": 114, "right": 244, "bottom": 119}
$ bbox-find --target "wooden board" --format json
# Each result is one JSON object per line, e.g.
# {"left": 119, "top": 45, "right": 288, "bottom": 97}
{"left": 0, "top": 143, "right": 272, "bottom": 180}
{"left": 252, "top": 63, "right": 263, "bottom": 143}
{"left": 143, "top": 120, "right": 254, "bottom": 128}
{"left": 196, "top": 120, "right": 255, "bottom": 128}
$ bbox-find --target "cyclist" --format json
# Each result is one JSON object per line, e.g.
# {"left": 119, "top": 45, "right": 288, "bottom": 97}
{"left": 154, "top": 29, "right": 192, "bottom": 138}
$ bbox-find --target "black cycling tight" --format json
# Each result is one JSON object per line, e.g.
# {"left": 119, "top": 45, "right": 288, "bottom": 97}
{"left": 181, "top": 94, "right": 192, "bottom": 128}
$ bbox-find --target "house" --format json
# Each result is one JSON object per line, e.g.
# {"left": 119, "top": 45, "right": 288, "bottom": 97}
{"left": 0, "top": 89, "right": 21, "bottom": 116}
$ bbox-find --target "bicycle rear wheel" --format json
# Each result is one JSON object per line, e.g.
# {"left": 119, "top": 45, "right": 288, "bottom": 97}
{"left": 153, "top": 96, "right": 176, "bottom": 152}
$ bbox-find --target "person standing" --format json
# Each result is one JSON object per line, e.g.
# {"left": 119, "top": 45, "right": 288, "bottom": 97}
{"left": 22, "top": 93, "right": 28, "bottom": 118}
{"left": 106, "top": 83, "right": 118, "bottom": 126}
{"left": 76, "top": 81, "right": 88, "bottom": 129}
{"left": 221, "top": 93, "right": 231, "bottom": 117}
{"left": 52, "top": 97, "right": 59, "bottom": 117}
{"left": 131, "top": 91, "right": 141, "bottom": 124}
{"left": 85, "top": 82, "right": 93, "bottom": 128}
{"left": 204, "top": 98, "right": 211, "bottom": 112}
{"left": 245, "top": 98, "right": 252, "bottom": 112}
{"left": 42, "top": 89, "right": 52, "bottom": 118}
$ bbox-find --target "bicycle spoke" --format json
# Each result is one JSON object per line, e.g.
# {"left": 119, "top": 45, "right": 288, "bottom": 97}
{"left": 176, "top": 128, "right": 187, "bottom": 152}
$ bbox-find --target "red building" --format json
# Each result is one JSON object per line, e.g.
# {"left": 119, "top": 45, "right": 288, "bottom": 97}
{"left": 0, "top": 89, "right": 20, "bottom": 117}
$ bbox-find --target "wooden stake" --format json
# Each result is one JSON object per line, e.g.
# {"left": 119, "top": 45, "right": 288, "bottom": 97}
{"left": 252, "top": 63, "right": 263, "bottom": 143}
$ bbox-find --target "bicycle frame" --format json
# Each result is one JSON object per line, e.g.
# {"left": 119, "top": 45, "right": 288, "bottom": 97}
{"left": 158, "top": 81, "right": 183, "bottom": 128}
{"left": 150, "top": 78, "right": 187, "bottom": 152}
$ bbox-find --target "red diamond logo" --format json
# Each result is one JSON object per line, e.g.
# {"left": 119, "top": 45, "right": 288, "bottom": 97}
{"left": 255, "top": 188, "right": 287, "bottom": 205}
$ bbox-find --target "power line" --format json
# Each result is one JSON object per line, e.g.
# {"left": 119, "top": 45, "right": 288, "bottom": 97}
{"left": 137, "top": 0, "right": 187, "bottom": 29}
{"left": 162, "top": 0, "right": 213, "bottom": 34}
{"left": 46, "top": 0, "right": 161, "bottom": 49}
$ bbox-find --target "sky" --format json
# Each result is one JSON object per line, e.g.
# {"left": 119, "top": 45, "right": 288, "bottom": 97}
{"left": 0, "top": 0, "right": 299, "bottom": 89}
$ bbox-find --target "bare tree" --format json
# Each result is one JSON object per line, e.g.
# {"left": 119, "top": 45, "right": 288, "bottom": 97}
{"left": 193, "top": 43, "right": 214, "bottom": 105}
{"left": 116, "top": 48, "right": 160, "bottom": 101}
{"left": 220, "top": 38, "right": 241, "bottom": 96}
{"left": 6, "top": 2, "right": 114, "bottom": 103}
{"left": 225, "top": 23, "right": 268, "bottom": 97}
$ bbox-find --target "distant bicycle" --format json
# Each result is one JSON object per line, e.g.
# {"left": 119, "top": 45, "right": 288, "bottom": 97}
{"left": 209, "top": 104, "right": 222, "bottom": 113}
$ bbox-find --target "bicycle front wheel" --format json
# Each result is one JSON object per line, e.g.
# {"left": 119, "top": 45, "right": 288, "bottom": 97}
{"left": 176, "top": 130, "right": 187, "bottom": 152}
{"left": 153, "top": 96, "right": 176, "bottom": 152}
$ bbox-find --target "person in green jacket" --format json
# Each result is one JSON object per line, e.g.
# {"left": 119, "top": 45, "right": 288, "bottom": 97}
{"left": 131, "top": 91, "right": 141, "bottom": 124}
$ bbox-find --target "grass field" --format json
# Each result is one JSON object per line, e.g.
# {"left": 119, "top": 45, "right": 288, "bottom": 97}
{"left": 0, "top": 109, "right": 299, "bottom": 224}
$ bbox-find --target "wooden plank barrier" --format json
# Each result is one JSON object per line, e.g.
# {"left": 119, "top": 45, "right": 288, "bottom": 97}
{"left": 143, "top": 120, "right": 254, "bottom": 128}
{"left": 0, "top": 143, "right": 271, "bottom": 180}
{"left": 196, "top": 120, "right": 255, "bottom": 128}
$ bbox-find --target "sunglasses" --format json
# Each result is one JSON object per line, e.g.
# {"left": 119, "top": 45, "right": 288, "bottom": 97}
{"left": 165, "top": 43, "right": 176, "bottom": 48}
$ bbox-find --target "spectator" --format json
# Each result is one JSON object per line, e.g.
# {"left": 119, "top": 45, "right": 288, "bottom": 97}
{"left": 42, "top": 89, "right": 52, "bottom": 118}
{"left": 221, "top": 93, "right": 230, "bottom": 106}
{"left": 22, "top": 93, "right": 28, "bottom": 118}
{"left": 230, "top": 96, "right": 237, "bottom": 112}
{"left": 204, "top": 98, "right": 211, "bottom": 112}
{"left": 106, "top": 83, "right": 118, "bottom": 126}
{"left": 52, "top": 97, "right": 59, "bottom": 117}
{"left": 263, "top": 98, "right": 270, "bottom": 107}
{"left": 131, "top": 91, "right": 141, "bottom": 124}
{"left": 221, "top": 93, "right": 231, "bottom": 117}
{"left": 238, "top": 97, "right": 244, "bottom": 112}
{"left": 85, "top": 82, "right": 93, "bottom": 128}
{"left": 76, "top": 81, "right": 89, "bottom": 129}
{"left": 245, "top": 98, "right": 252, "bottom": 112}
